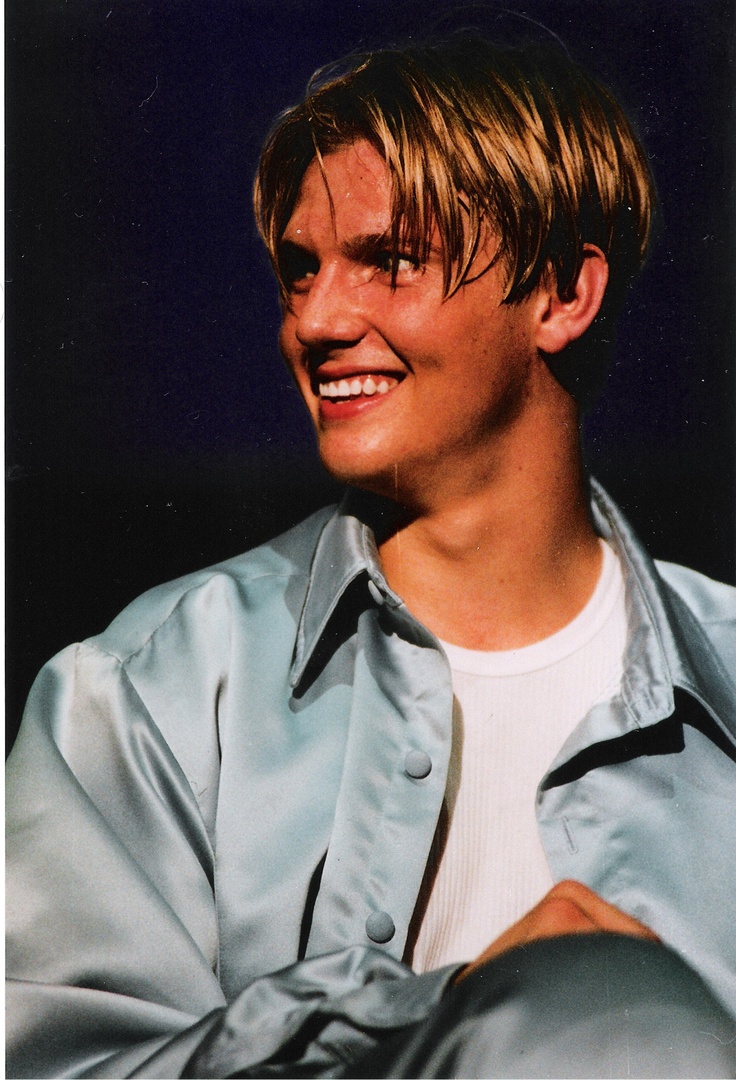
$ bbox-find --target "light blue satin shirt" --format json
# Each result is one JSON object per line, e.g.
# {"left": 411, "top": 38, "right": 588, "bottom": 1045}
{"left": 6, "top": 480, "right": 736, "bottom": 1077}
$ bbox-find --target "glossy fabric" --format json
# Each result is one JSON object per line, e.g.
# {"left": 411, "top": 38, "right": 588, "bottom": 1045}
{"left": 6, "top": 480, "right": 736, "bottom": 1077}
{"left": 349, "top": 934, "right": 736, "bottom": 1079}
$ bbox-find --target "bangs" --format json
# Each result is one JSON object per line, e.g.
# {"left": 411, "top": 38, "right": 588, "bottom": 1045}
{"left": 255, "top": 36, "right": 654, "bottom": 311}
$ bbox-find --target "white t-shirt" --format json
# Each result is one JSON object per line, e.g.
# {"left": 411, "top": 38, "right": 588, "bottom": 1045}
{"left": 411, "top": 540, "right": 627, "bottom": 973}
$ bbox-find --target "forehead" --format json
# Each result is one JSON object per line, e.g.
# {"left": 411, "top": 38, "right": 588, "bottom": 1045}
{"left": 284, "top": 141, "right": 393, "bottom": 241}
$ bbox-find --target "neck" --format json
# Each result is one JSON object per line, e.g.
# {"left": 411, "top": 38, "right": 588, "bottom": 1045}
{"left": 377, "top": 392, "right": 601, "bottom": 651}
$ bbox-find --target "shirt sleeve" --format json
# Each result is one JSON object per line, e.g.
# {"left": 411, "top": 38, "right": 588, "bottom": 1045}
{"left": 6, "top": 643, "right": 459, "bottom": 1079}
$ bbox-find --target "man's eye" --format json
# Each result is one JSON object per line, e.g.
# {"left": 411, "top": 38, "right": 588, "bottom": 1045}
{"left": 279, "top": 247, "right": 319, "bottom": 291}
{"left": 376, "top": 252, "right": 421, "bottom": 275}
{"left": 289, "top": 269, "right": 316, "bottom": 292}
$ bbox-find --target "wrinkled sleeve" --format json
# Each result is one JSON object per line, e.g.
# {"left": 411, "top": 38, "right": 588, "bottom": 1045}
{"left": 6, "top": 644, "right": 458, "bottom": 1079}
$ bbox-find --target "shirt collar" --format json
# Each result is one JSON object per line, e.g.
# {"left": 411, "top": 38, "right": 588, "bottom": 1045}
{"left": 291, "top": 479, "right": 734, "bottom": 746}
{"left": 590, "top": 478, "right": 735, "bottom": 742}
{"left": 290, "top": 491, "right": 403, "bottom": 688}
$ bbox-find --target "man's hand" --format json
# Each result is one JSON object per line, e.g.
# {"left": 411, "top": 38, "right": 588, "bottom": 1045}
{"left": 456, "top": 879, "right": 660, "bottom": 982}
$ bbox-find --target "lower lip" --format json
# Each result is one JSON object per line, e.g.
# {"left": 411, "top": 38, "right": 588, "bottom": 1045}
{"left": 318, "top": 385, "right": 399, "bottom": 421}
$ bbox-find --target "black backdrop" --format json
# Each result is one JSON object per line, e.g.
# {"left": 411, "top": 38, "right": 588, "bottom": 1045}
{"left": 7, "top": 0, "right": 735, "bottom": 746}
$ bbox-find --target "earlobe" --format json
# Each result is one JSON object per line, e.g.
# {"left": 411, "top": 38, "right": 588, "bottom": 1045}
{"left": 534, "top": 245, "right": 609, "bottom": 355}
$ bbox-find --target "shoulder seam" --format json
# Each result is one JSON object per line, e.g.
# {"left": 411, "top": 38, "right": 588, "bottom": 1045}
{"left": 93, "top": 565, "right": 305, "bottom": 666}
{"left": 655, "top": 562, "right": 736, "bottom": 627}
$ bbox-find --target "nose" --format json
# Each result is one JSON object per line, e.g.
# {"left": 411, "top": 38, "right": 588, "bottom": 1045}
{"left": 293, "top": 262, "right": 369, "bottom": 350}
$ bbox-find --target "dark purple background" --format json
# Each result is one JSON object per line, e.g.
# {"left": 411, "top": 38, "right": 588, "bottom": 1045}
{"left": 6, "top": 0, "right": 735, "bottom": 743}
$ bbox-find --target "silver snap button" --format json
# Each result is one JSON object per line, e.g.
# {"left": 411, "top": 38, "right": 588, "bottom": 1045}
{"left": 367, "top": 579, "right": 385, "bottom": 606}
{"left": 365, "top": 911, "right": 395, "bottom": 943}
{"left": 404, "top": 750, "right": 432, "bottom": 779}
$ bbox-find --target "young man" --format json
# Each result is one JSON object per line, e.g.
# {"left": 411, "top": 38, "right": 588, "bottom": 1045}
{"left": 7, "top": 35, "right": 736, "bottom": 1079}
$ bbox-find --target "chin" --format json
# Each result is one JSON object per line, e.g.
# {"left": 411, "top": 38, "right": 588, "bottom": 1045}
{"left": 315, "top": 423, "right": 428, "bottom": 501}
{"left": 318, "top": 450, "right": 396, "bottom": 497}
{"left": 320, "top": 455, "right": 428, "bottom": 517}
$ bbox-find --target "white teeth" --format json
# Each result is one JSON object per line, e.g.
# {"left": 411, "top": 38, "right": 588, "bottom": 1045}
{"left": 318, "top": 375, "right": 397, "bottom": 400}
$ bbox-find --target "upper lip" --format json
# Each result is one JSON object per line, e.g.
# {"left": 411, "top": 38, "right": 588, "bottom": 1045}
{"left": 309, "top": 363, "right": 406, "bottom": 393}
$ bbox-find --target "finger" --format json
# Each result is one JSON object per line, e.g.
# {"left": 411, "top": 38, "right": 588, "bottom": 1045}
{"left": 456, "top": 882, "right": 659, "bottom": 982}
{"left": 545, "top": 880, "right": 660, "bottom": 940}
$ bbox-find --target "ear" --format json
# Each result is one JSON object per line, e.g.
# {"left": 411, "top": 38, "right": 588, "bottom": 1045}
{"left": 533, "top": 245, "right": 609, "bottom": 355}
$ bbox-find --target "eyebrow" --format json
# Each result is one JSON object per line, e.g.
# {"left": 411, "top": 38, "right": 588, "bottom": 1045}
{"left": 278, "top": 230, "right": 393, "bottom": 258}
{"left": 278, "top": 231, "right": 438, "bottom": 264}
{"left": 341, "top": 231, "right": 398, "bottom": 262}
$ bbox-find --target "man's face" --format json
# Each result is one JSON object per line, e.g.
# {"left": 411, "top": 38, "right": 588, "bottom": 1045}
{"left": 278, "top": 140, "right": 545, "bottom": 508}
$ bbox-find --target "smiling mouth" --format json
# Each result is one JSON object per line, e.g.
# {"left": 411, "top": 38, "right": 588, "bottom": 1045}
{"left": 317, "top": 374, "right": 402, "bottom": 401}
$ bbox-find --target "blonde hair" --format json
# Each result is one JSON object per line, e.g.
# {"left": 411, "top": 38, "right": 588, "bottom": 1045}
{"left": 255, "top": 35, "right": 654, "bottom": 317}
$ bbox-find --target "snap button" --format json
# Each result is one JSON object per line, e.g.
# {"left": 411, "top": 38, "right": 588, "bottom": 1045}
{"left": 365, "top": 911, "right": 395, "bottom": 943}
{"left": 404, "top": 749, "right": 432, "bottom": 779}
{"left": 367, "top": 579, "right": 385, "bottom": 606}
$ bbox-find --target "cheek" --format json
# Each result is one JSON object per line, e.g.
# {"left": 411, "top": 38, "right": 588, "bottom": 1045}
{"left": 278, "top": 320, "right": 306, "bottom": 378}
{"left": 378, "top": 308, "right": 452, "bottom": 370}
{"left": 374, "top": 283, "right": 446, "bottom": 339}
{"left": 277, "top": 327, "right": 312, "bottom": 406}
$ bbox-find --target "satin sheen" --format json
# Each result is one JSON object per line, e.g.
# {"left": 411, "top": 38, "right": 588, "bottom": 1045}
{"left": 6, "top": 480, "right": 736, "bottom": 1078}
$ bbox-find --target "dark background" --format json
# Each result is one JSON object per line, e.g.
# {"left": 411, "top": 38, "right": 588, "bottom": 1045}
{"left": 6, "top": 0, "right": 735, "bottom": 747}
